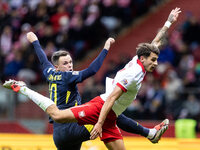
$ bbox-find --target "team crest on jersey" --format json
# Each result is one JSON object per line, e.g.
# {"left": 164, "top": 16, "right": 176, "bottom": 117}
{"left": 78, "top": 111, "right": 85, "bottom": 118}
{"left": 121, "top": 79, "right": 128, "bottom": 85}
{"left": 72, "top": 71, "right": 79, "bottom": 75}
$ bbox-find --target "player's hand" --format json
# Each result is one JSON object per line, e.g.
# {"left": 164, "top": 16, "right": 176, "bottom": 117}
{"left": 167, "top": 7, "right": 181, "bottom": 24}
{"left": 90, "top": 123, "right": 102, "bottom": 140}
{"left": 27, "top": 32, "right": 38, "bottom": 43}
{"left": 103, "top": 37, "right": 115, "bottom": 50}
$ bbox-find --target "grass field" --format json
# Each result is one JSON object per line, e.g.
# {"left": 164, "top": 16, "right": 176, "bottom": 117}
{"left": 0, "top": 134, "right": 199, "bottom": 150}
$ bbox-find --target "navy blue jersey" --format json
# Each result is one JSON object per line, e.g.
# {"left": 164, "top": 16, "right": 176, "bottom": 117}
{"left": 44, "top": 68, "right": 82, "bottom": 109}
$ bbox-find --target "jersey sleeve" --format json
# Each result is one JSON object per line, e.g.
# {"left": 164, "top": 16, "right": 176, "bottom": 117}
{"left": 116, "top": 77, "right": 129, "bottom": 92}
{"left": 115, "top": 67, "right": 143, "bottom": 92}
{"left": 32, "top": 40, "right": 54, "bottom": 71}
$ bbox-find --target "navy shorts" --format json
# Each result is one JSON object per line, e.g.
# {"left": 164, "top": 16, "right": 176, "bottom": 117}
{"left": 53, "top": 122, "right": 90, "bottom": 150}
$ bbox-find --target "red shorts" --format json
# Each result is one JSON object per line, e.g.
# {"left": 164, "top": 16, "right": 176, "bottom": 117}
{"left": 70, "top": 96, "right": 123, "bottom": 143}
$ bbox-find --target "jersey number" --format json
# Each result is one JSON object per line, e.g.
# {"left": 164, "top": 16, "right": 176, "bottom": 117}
{"left": 49, "top": 83, "right": 71, "bottom": 105}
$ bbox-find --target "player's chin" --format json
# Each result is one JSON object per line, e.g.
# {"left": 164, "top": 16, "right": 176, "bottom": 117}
{"left": 148, "top": 67, "right": 155, "bottom": 72}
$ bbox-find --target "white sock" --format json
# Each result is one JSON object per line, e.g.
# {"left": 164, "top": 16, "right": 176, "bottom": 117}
{"left": 147, "top": 128, "right": 157, "bottom": 139}
{"left": 20, "top": 86, "right": 55, "bottom": 111}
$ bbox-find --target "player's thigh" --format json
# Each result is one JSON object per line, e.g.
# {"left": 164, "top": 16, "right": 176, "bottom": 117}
{"left": 60, "top": 108, "right": 77, "bottom": 122}
{"left": 105, "top": 139, "right": 126, "bottom": 150}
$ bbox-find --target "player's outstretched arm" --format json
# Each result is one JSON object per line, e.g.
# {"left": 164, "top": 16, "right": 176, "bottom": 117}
{"left": 151, "top": 7, "right": 181, "bottom": 49}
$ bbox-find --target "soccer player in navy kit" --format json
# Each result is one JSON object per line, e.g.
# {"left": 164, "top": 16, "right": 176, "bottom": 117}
{"left": 25, "top": 32, "right": 161, "bottom": 150}
{"left": 27, "top": 33, "right": 114, "bottom": 149}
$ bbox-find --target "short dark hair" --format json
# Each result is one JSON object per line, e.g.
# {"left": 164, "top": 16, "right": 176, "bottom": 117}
{"left": 51, "top": 50, "right": 70, "bottom": 65}
{"left": 136, "top": 43, "right": 160, "bottom": 58}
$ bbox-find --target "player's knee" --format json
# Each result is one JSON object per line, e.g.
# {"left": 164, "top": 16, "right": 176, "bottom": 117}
{"left": 46, "top": 105, "right": 65, "bottom": 123}
{"left": 51, "top": 109, "right": 75, "bottom": 123}
{"left": 53, "top": 114, "right": 65, "bottom": 123}
{"left": 49, "top": 110, "right": 64, "bottom": 123}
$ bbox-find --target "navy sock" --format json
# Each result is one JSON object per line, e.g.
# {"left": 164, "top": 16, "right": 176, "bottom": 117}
{"left": 116, "top": 114, "right": 149, "bottom": 137}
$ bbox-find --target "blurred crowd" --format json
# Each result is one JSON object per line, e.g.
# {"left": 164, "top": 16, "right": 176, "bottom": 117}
{"left": 0, "top": 0, "right": 159, "bottom": 84}
{"left": 1, "top": 0, "right": 200, "bottom": 124}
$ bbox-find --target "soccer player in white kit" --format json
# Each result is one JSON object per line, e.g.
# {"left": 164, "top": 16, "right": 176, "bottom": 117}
{"left": 3, "top": 8, "right": 181, "bottom": 150}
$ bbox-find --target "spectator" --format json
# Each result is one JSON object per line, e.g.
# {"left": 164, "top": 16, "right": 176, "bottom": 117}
{"left": 4, "top": 50, "right": 24, "bottom": 79}
{"left": 179, "top": 94, "right": 200, "bottom": 120}
{"left": 0, "top": 25, "right": 12, "bottom": 56}
{"left": 50, "top": 5, "right": 70, "bottom": 33}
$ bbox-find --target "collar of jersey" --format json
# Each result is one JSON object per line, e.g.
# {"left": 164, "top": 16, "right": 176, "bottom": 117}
{"left": 137, "top": 59, "right": 145, "bottom": 73}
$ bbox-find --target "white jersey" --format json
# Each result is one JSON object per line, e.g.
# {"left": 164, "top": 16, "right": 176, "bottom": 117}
{"left": 100, "top": 56, "right": 146, "bottom": 116}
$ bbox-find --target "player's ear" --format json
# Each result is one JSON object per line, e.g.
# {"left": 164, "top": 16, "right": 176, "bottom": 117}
{"left": 139, "top": 56, "right": 145, "bottom": 63}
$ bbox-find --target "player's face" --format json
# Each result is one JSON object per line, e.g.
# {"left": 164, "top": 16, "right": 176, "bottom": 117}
{"left": 56, "top": 55, "right": 73, "bottom": 71}
{"left": 141, "top": 52, "right": 158, "bottom": 72}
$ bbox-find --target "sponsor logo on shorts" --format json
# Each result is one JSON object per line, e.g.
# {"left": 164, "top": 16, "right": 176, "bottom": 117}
{"left": 78, "top": 111, "right": 85, "bottom": 118}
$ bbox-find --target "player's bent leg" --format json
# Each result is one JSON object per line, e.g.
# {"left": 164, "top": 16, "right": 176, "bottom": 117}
{"left": 3, "top": 79, "right": 55, "bottom": 111}
{"left": 48, "top": 105, "right": 77, "bottom": 123}
{"left": 105, "top": 139, "right": 126, "bottom": 150}
{"left": 3, "top": 79, "right": 77, "bottom": 123}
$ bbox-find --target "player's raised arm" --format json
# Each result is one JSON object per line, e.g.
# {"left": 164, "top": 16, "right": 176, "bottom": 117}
{"left": 103, "top": 37, "right": 115, "bottom": 51}
{"left": 26, "top": 32, "right": 53, "bottom": 69}
{"left": 151, "top": 7, "right": 181, "bottom": 49}
{"left": 77, "top": 37, "right": 115, "bottom": 82}
{"left": 27, "top": 32, "right": 38, "bottom": 43}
